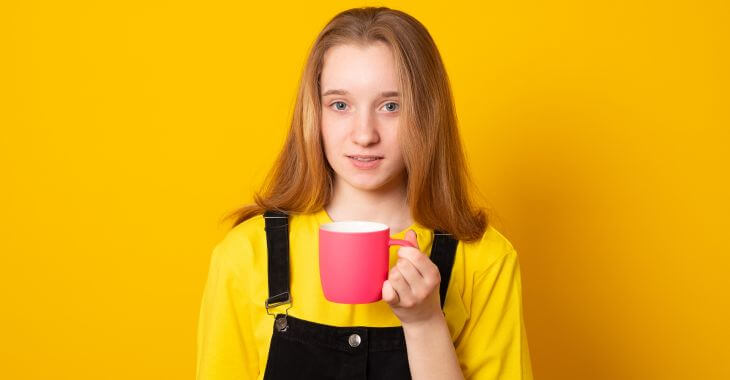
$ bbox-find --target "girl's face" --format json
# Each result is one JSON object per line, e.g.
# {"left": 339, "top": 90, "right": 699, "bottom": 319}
{"left": 320, "top": 42, "right": 406, "bottom": 193}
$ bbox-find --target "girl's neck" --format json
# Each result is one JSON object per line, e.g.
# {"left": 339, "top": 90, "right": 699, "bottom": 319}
{"left": 325, "top": 176, "right": 413, "bottom": 233}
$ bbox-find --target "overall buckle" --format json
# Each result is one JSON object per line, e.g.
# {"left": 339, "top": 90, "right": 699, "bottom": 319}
{"left": 265, "top": 292, "right": 292, "bottom": 316}
{"left": 266, "top": 292, "right": 292, "bottom": 332}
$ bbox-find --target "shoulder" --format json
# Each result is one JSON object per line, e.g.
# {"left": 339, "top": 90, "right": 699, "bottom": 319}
{"left": 210, "top": 213, "right": 267, "bottom": 267}
{"left": 460, "top": 224, "right": 519, "bottom": 278}
{"left": 215, "top": 210, "right": 315, "bottom": 257}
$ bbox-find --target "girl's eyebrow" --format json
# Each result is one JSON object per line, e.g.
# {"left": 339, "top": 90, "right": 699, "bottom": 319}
{"left": 321, "top": 89, "right": 400, "bottom": 97}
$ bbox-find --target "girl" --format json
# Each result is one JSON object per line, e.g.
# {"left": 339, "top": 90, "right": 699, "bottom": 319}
{"left": 196, "top": 6, "right": 533, "bottom": 380}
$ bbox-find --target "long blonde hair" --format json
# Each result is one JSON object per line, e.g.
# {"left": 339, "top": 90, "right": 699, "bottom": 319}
{"left": 223, "top": 6, "right": 489, "bottom": 242}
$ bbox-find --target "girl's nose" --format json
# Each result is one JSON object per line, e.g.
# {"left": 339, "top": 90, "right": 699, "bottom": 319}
{"left": 351, "top": 112, "right": 380, "bottom": 146}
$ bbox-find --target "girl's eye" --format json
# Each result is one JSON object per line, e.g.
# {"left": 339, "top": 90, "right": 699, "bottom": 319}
{"left": 331, "top": 101, "right": 347, "bottom": 111}
{"left": 383, "top": 102, "right": 399, "bottom": 112}
{"left": 329, "top": 101, "right": 399, "bottom": 112}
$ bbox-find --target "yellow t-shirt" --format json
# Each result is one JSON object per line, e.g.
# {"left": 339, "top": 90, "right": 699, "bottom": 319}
{"left": 196, "top": 208, "right": 534, "bottom": 379}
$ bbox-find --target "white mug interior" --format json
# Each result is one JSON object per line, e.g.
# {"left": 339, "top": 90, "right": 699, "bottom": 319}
{"left": 320, "top": 221, "right": 388, "bottom": 233}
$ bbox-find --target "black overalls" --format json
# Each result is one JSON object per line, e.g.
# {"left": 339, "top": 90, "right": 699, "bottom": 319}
{"left": 261, "top": 210, "right": 459, "bottom": 380}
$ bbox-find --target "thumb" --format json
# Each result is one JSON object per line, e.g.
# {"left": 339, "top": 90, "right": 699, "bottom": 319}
{"left": 404, "top": 229, "right": 419, "bottom": 250}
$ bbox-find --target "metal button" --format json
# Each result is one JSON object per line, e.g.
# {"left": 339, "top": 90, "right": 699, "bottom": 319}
{"left": 348, "top": 333, "right": 361, "bottom": 347}
{"left": 275, "top": 316, "right": 288, "bottom": 332}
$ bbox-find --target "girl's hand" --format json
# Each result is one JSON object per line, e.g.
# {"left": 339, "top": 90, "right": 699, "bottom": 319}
{"left": 382, "top": 229, "right": 443, "bottom": 326}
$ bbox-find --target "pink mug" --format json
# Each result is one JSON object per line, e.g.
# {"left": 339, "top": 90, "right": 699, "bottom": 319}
{"left": 319, "top": 221, "right": 416, "bottom": 304}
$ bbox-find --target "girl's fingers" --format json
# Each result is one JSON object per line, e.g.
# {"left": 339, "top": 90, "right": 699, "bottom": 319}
{"left": 382, "top": 280, "right": 399, "bottom": 304}
{"left": 388, "top": 267, "right": 412, "bottom": 305}
{"left": 396, "top": 258, "right": 427, "bottom": 297}
{"left": 398, "top": 249, "right": 441, "bottom": 289}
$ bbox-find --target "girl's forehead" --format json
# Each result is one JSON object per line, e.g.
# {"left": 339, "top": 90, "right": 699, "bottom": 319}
{"left": 321, "top": 43, "right": 399, "bottom": 95}
{"left": 322, "top": 43, "right": 395, "bottom": 74}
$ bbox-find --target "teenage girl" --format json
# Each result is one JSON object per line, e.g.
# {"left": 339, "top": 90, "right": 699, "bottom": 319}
{"left": 196, "top": 6, "right": 533, "bottom": 380}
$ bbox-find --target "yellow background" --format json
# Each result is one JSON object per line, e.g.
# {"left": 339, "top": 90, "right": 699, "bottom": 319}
{"left": 2, "top": 1, "right": 728, "bottom": 379}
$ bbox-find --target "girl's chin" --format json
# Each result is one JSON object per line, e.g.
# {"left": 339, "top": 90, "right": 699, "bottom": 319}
{"left": 350, "top": 180, "right": 386, "bottom": 191}
{"left": 342, "top": 174, "right": 402, "bottom": 192}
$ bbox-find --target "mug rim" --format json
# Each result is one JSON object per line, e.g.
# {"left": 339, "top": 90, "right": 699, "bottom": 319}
{"left": 320, "top": 220, "right": 389, "bottom": 233}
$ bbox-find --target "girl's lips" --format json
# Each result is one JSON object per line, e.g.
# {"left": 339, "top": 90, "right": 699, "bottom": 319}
{"left": 348, "top": 156, "right": 383, "bottom": 169}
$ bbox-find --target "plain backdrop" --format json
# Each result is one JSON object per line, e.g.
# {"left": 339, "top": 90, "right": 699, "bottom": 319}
{"left": 2, "top": 1, "right": 729, "bottom": 379}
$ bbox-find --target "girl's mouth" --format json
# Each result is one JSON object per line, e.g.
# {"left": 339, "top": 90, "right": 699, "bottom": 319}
{"left": 347, "top": 156, "right": 383, "bottom": 169}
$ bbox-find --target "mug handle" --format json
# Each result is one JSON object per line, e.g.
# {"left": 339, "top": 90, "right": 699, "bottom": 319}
{"left": 388, "top": 239, "right": 417, "bottom": 248}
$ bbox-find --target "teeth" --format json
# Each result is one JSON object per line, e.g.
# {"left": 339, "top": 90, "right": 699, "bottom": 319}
{"left": 352, "top": 157, "right": 378, "bottom": 162}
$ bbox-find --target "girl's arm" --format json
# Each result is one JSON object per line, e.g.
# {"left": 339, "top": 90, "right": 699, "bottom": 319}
{"left": 403, "top": 313, "right": 465, "bottom": 380}
{"left": 454, "top": 246, "right": 534, "bottom": 379}
{"left": 197, "top": 239, "right": 260, "bottom": 379}
{"left": 384, "top": 229, "right": 534, "bottom": 379}
{"left": 383, "top": 230, "right": 465, "bottom": 379}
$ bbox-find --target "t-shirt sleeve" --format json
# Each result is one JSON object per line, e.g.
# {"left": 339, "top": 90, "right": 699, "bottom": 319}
{"left": 196, "top": 238, "right": 259, "bottom": 379}
{"left": 455, "top": 247, "right": 534, "bottom": 380}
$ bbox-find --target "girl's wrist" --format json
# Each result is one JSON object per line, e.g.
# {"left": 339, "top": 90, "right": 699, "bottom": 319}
{"left": 401, "top": 310, "right": 447, "bottom": 332}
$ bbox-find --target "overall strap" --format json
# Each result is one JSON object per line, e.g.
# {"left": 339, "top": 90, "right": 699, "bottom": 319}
{"left": 430, "top": 231, "right": 460, "bottom": 309}
{"left": 263, "top": 210, "right": 292, "bottom": 314}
